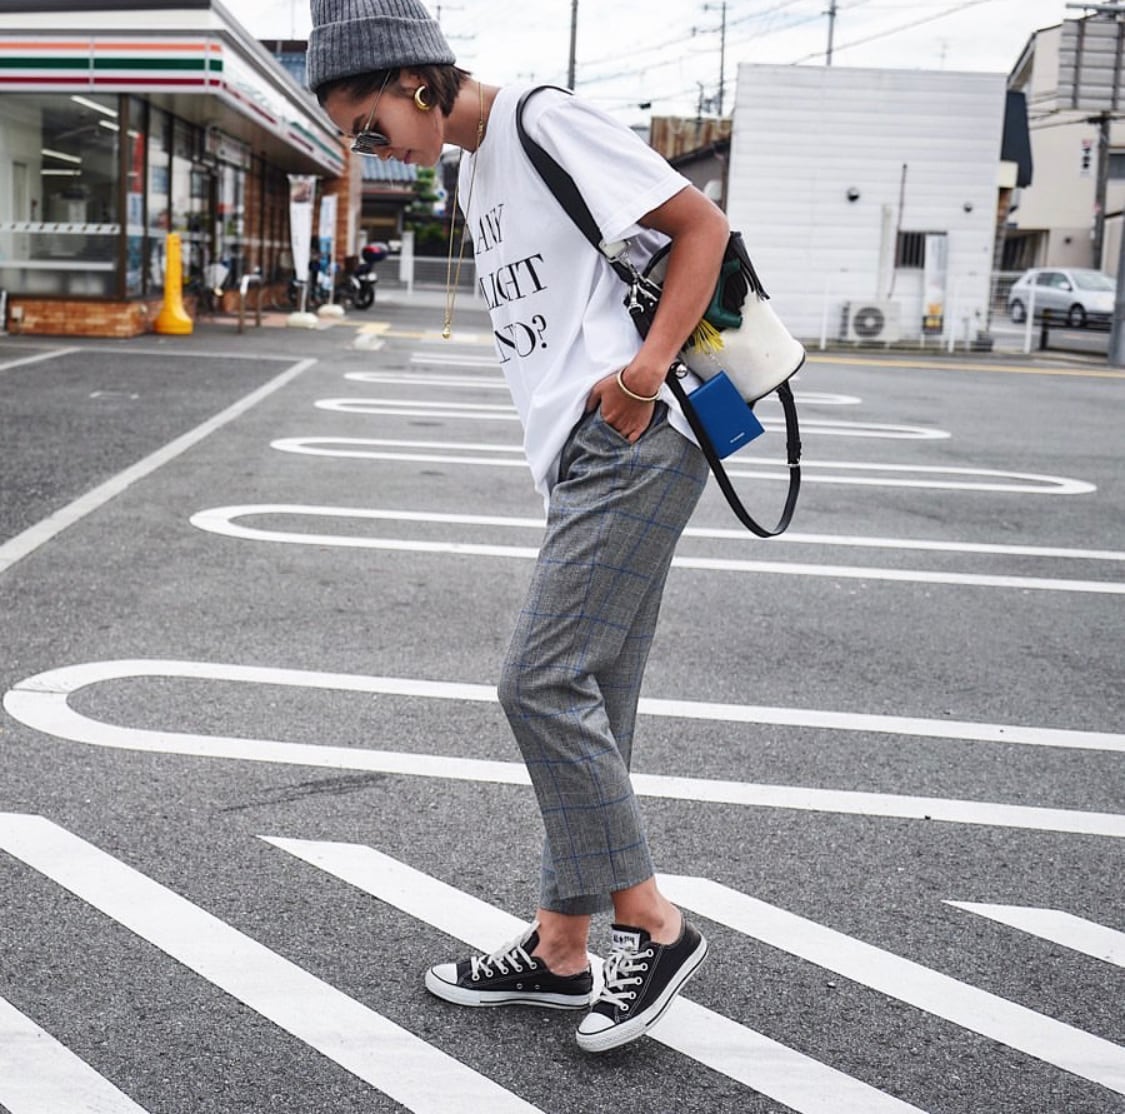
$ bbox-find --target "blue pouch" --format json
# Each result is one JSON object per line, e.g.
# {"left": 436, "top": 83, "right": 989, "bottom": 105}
{"left": 686, "top": 371, "right": 765, "bottom": 459}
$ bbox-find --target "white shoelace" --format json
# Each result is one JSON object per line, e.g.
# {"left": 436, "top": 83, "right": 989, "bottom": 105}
{"left": 596, "top": 946, "right": 654, "bottom": 1011}
{"left": 469, "top": 930, "right": 536, "bottom": 981}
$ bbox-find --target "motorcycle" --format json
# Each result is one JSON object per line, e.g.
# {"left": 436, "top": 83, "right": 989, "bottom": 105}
{"left": 337, "top": 265, "right": 377, "bottom": 310}
{"left": 348, "top": 242, "right": 387, "bottom": 310}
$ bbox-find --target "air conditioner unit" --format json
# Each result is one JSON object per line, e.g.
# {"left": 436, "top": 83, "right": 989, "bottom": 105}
{"left": 845, "top": 301, "right": 901, "bottom": 343}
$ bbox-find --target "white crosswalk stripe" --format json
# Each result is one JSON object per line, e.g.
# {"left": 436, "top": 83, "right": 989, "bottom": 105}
{"left": 0, "top": 813, "right": 543, "bottom": 1114}
{"left": 0, "top": 995, "right": 152, "bottom": 1114}
{"left": 660, "top": 875, "right": 1125, "bottom": 1096}
{"left": 946, "top": 902, "right": 1125, "bottom": 968}
{"left": 263, "top": 836, "right": 929, "bottom": 1114}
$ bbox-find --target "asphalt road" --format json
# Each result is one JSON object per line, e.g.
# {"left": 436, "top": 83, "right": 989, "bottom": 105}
{"left": 0, "top": 303, "right": 1122, "bottom": 1114}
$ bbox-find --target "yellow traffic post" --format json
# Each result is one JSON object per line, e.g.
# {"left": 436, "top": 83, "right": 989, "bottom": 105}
{"left": 154, "top": 232, "right": 193, "bottom": 335}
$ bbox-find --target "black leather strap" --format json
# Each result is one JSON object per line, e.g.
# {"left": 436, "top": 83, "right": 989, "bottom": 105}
{"left": 516, "top": 85, "right": 802, "bottom": 538}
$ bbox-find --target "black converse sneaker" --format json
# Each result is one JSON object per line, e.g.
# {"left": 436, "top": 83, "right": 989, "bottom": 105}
{"left": 425, "top": 923, "right": 594, "bottom": 1010}
{"left": 576, "top": 917, "right": 708, "bottom": 1052}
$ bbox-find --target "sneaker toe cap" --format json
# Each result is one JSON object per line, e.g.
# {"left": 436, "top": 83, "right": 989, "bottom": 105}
{"left": 577, "top": 1010, "right": 615, "bottom": 1036}
{"left": 427, "top": 962, "right": 459, "bottom": 988}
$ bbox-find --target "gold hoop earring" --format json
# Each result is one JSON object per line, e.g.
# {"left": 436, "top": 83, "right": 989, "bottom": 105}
{"left": 414, "top": 86, "right": 433, "bottom": 111}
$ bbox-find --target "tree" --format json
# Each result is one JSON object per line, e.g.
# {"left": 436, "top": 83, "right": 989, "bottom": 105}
{"left": 405, "top": 166, "right": 447, "bottom": 256}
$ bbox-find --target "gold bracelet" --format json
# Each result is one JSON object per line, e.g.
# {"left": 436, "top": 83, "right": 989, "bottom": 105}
{"left": 616, "top": 368, "right": 661, "bottom": 403}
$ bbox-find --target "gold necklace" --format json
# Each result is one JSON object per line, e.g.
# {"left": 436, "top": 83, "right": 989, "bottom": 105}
{"left": 442, "top": 81, "right": 485, "bottom": 340}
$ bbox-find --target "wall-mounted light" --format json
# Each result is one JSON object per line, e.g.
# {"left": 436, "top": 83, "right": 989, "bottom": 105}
{"left": 846, "top": 187, "right": 860, "bottom": 202}
{"left": 963, "top": 201, "right": 974, "bottom": 213}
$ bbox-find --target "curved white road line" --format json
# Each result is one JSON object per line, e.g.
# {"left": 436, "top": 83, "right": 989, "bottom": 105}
{"left": 271, "top": 438, "right": 1093, "bottom": 494}
{"left": 409, "top": 353, "right": 498, "bottom": 367}
{"left": 4, "top": 661, "right": 1124, "bottom": 842}
{"left": 189, "top": 505, "right": 1123, "bottom": 594}
{"left": 346, "top": 372, "right": 512, "bottom": 390}
{"left": 318, "top": 398, "right": 518, "bottom": 415}
{"left": 188, "top": 504, "right": 1125, "bottom": 562}
{"left": 314, "top": 398, "right": 945, "bottom": 439}
{"left": 346, "top": 373, "right": 864, "bottom": 407}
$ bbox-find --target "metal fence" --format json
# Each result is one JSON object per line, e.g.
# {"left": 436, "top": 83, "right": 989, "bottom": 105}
{"left": 815, "top": 270, "right": 1096, "bottom": 355}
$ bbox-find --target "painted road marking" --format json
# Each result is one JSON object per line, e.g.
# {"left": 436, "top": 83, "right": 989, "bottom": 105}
{"left": 0, "top": 347, "right": 80, "bottom": 373}
{"left": 191, "top": 504, "right": 1125, "bottom": 563}
{"left": 408, "top": 353, "right": 499, "bottom": 367}
{"left": 269, "top": 437, "right": 1094, "bottom": 495}
{"left": 381, "top": 328, "right": 492, "bottom": 344}
{"left": 190, "top": 505, "right": 1124, "bottom": 595}
{"left": 0, "top": 995, "right": 151, "bottom": 1114}
{"left": 660, "top": 875, "right": 1125, "bottom": 1096}
{"left": 6, "top": 660, "right": 1124, "bottom": 837}
{"left": 14, "top": 657, "right": 1120, "bottom": 754}
{"left": 312, "top": 398, "right": 948, "bottom": 439}
{"left": 264, "top": 837, "right": 927, "bottom": 1114}
{"left": 0, "top": 358, "right": 316, "bottom": 579}
{"left": 347, "top": 371, "right": 511, "bottom": 390}
{"left": 346, "top": 373, "right": 864, "bottom": 409}
{"left": 70, "top": 345, "right": 298, "bottom": 363}
{"left": 946, "top": 903, "right": 1125, "bottom": 968}
{"left": 808, "top": 355, "right": 1125, "bottom": 380}
{"left": 0, "top": 814, "right": 543, "bottom": 1114}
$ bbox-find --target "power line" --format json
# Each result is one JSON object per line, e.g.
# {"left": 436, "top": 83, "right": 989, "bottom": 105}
{"left": 788, "top": 0, "right": 1002, "bottom": 64}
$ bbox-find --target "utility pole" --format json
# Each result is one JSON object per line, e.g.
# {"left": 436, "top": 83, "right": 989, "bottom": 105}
{"left": 700, "top": 2, "right": 728, "bottom": 115}
{"left": 567, "top": 0, "right": 578, "bottom": 89}
{"left": 826, "top": 0, "right": 838, "bottom": 66}
{"left": 1092, "top": 111, "right": 1112, "bottom": 270}
{"left": 1066, "top": 2, "right": 1125, "bottom": 361}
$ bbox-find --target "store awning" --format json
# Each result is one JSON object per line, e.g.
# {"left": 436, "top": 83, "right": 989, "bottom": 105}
{"left": 0, "top": 0, "right": 343, "bottom": 176}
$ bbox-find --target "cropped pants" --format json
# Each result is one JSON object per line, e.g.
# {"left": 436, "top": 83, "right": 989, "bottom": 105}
{"left": 497, "top": 404, "right": 708, "bottom": 915}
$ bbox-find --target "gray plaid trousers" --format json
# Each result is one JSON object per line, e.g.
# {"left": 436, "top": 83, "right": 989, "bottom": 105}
{"left": 497, "top": 404, "right": 708, "bottom": 915}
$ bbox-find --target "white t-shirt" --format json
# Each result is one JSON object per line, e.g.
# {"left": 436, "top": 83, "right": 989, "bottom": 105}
{"left": 458, "top": 85, "right": 695, "bottom": 499}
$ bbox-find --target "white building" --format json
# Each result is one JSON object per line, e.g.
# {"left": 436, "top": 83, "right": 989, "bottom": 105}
{"left": 726, "top": 64, "right": 1008, "bottom": 345}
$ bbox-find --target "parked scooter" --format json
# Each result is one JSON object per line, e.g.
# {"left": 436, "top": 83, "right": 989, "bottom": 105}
{"left": 337, "top": 265, "right": 377, "bottom": 309}
{"left": 349, "top": 242, "right": 387, "bottom": 310}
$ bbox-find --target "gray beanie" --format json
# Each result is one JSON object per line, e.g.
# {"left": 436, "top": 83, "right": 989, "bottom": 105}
{"left": 306, "top": 0, "right": 455, "bottom": 92}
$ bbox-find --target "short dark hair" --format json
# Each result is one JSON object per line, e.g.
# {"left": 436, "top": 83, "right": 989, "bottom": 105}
{"left": 315, "top": 64, "right": 471, "bottom": 116}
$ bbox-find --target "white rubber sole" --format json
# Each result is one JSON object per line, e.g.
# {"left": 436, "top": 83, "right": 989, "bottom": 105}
{"left": 575, "top": 936, "right": 709, "bottom": 1053}
{"left": 424, "top": 968, "right": 592, "bottom": 1010}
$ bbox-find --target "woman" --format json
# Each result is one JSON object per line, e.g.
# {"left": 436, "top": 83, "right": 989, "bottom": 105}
{"left": 308, "top": 0, "right": 730, "bottom": 1053}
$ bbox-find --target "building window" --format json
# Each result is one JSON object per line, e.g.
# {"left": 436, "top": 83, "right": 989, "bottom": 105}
{"left": 124, "top": 98, "right": 146, "bottom": 298}
{"left": 895, "top": 230, "right": 931, "bottom": 269}
{"left": 146, "top": 106, "right": 171, "bottom": 296}
{"left": 1108, "top": 152, "right": 1125, "bottom": 179}
{"left": 0, "top": 94, "right": 120, "bottom": 297}
{"left": 170, "top": 117, "right": 210, "bottom": 289}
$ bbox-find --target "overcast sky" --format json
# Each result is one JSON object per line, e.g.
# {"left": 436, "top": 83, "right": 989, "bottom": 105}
{"left": 227, "top": 0, "right": 1073, "bottom": 123}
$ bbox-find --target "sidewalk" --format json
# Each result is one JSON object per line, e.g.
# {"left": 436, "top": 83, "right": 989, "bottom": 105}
{"left": 3, "top": 286, "right": 1118, "bottom": 371}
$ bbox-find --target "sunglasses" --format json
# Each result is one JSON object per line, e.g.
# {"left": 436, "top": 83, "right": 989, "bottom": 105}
{"left": 351, "top": 73, "right": 392, "bottom": 155}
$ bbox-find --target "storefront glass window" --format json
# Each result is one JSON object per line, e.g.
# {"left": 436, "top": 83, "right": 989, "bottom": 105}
{"left": 170, "top": 118, "right": 210, "bottom": 289}
{"left": 146, "top": 106, "right": 171, "bottom": 295}
{"left": 0, "top": 94, "right": 120, "bottom": 296}
{"left": 124, "top": 97, "right": 146, "bottom": 297}
{"left": 217, "top": 161, "right": 246, "bottom": 289}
